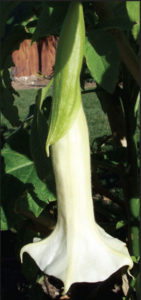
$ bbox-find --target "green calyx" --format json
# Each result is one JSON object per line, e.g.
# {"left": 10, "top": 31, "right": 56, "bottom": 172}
{"left": 46, "top": 2, "right": 85, "bottom": 156}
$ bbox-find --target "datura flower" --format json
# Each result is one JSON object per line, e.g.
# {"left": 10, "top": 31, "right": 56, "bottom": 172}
{"left": 20, "top": 2, "right": 133, "bottom": 295}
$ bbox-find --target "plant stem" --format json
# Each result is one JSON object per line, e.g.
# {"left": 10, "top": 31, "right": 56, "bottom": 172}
{"left": 121, "top": 82, "right": 140, "bottom": 298}
{"left": 110, "top": 30, "right": 140, "bottom": 86}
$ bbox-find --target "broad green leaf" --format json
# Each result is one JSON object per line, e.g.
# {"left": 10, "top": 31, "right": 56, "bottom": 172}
{"left": 95, "top": 16, "right": 133, "bottom": 32}
{"left": 1, "top": 173, "right": 26, "bottom": 231}
{"left": 5, "top": 128, "right": 33, "bottom": 163}
{"left": 2, "top": 144, "right": 56, "bottom": 218}
{"left": 110, "top": 1, "right": 139, "bottom": 41}
{"left": 30, "top": 81, "right": 56, "bottom": 190}
{"left": 85, "top": 31, "right": 120, "bottom": 93}
{"left": 111, "top": 1, "right": 128, "bottom": 18}
{"left": 126, "top": 1, "right": 140, "bottom": 41}
{"left": 1, "top": 80, "right": 39, "bottom": 130}
{"left": 1, "top": 69, "right": 20, "bottom": 127}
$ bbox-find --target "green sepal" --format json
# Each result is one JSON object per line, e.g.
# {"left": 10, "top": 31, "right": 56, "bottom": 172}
{"left": 46, "top": 3, "right": 85, "bottom": 156}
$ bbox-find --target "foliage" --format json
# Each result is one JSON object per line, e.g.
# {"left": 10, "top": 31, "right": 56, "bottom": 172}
{"left": 1, "top": 1, "right": 140, "bottom": 299}
{"left": 85, "top": 31, "right": 120, "bottom": 93}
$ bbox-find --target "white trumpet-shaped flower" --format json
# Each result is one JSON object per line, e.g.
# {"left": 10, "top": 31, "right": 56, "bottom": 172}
{"left": 20, "top": 105, "right": 133, "bottom": 294}
{"left": 20, "top": 2, "right": 133, "bottom": 295}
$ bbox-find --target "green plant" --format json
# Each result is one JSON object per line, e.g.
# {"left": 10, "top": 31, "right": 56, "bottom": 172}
{"left": 1, "top": 1, "right": 140, "bottom": 299}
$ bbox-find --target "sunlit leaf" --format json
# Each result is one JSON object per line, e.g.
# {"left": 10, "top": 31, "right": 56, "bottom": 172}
{"left": 126, "top": 1, "right": 140, "bottom": 41}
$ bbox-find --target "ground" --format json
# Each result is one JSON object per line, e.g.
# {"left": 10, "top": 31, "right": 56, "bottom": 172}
{"left": 11, "top": 75, "right": 97, "bottom": 90}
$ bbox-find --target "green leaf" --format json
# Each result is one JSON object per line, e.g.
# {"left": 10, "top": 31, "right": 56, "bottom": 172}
{"left": 1, "top": 79, "right": 39, "bottom": 130}
{"left": 126, "top": 1, "right": 140, "bottom": 41}
{"left": 0, "top": 1, "right": 20, "bottom": 39}
{"left": 0, "top": 206, "right": 9, "bottom": 230}
{"left": 131, "top": 256, "right": 140, "bottom": 264}
{"left": 2, "top": 144, "right": 56, "bottom": 218}
{"left": 116, "top": 220, "right": 126, "bottom": 230}
{"left": 85, "top": 30, "right": 120, "bottom": 93}
{"left": 26, "top": 20, "right": 37, "bottom": 34}
{"left": 1, "top": 25, "right": 29, "bottom": 69}
{"left": 0, "top": 69, "right": 21, "bottom": 127}
{"left": 32, "top": 2, "right": 69, "bottom": 42}
{"left": 0, "top": 24, "right": 29, "bottom": 127}
{"left": 111, "top": 1, "right": 139, "bottom": 41}
{"left": 95, "top": 16, "right": 133, "bottom": 32}
{"left": 1, "top": 173, "right": 26, "bottom": 231}
{"left": 30, "top": 82, "right": 56, "bottom": 191}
